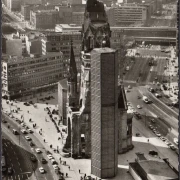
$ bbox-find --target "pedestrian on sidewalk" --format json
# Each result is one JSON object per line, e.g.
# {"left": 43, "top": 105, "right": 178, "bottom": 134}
{"left": 68, "top": 166, "right": 70, "bottom": 170}
{"left": 40, "top": 128, "right": 42, "bottom": 131}
{"left": 44, "top": 139, "right": 45, "bottom": 143}
{"left": 147, "top": 139, "right": 149, "bottom": 142}
{"left": 66, "top": 173, "right": 68, "bottom": 177}
{"left": 27, "top": 110, "right": 29, "bottom": 113}
{"left": 79, "top": 169, "right": 80, "bottom": 174}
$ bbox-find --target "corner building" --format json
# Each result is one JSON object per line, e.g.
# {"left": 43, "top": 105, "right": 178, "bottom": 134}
{"left": 91, "top": 48, "right": 118, "bottom": 178}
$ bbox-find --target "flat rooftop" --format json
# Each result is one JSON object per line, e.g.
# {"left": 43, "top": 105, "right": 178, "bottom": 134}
{"left": 139, "top": 160, "right": 178, "bottom": 180}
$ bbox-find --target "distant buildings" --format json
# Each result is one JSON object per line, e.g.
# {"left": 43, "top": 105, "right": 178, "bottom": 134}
{"left": 30, "top": 9, "right": 60, "bottom": 29}
{"left": 4, "top": 0, "right": 21, "bottom": 11}
{"left": 72, "top": 12, "right": 84, "bottom": 25}
{"left": 107, "top": 3, "right": 148, "bottom": 26}
{"left": 6, "top": 39, "right": 23, "bottom": 56}
{"left": 2, "top": 52, "right": 64, "bottom": 99}
{"left": 25, "top": 32, "right": 43, "bottom": 55}
{"left": 41, "top": 32, "right": 81, "bottom": 72}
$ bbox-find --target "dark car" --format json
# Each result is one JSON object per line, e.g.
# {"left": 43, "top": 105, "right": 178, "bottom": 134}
{"left": 136, "top": 133, "right": 140, "bottom": 137}
{"left": 2, "top": 120, "right": 7, "bottom": 123}
{"left": 41, "top": 158, "right": 47, "bottom": 164}
{"left": 24, "top": 102, "right": 30, "bottom": 106}
{"left": 29, "top": 101, "right": 34, "bottom": 104}
{"left": 30, "top": 155, "right": 37, "bottom": 162}
{"left": 149, "top": 150, "right": 158, "bottom": 156}
{"left": 8, "top": 167, "right": 13, "bottom": 175}
{"left": 46, "top": 150, "right": 52, "bottom": 155}
{"left": 29, "top": 142, "right": 35, "bottom": 147}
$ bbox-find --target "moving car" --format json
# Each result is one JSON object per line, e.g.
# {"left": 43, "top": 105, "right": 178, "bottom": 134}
{"left": 51, "top": 159, "right": 58, "bottom": 165}
{"left": 39, "top": 167, "right": 45, "bottom": 174}
{"left": 2, "top": 120, "right": 7, "bottom": 123}
{"left": 52, "top": 164, "right": 59, "bottom": 170}
{"left": 21, "top": 129, "right": 27, "bottom": 134}
{"left": 27, "top": 129, "right": 34, "bottom": 133}
{"left": 35, "top": 148, "right": 42, "bottom": 154}
{"left": 137, "top": 105, "right": 142, "bottom": 109}
{"left": 41, "top": 158, "right": 47, "bottom": 164}
{"left": 25, "top": 136, "right": 31, "bottom": 141}
{"left": 47, "top": 154, "right": 53, "bottom": 160}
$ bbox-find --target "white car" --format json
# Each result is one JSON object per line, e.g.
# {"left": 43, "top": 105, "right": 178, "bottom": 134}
{"left": 35, "top": 148, "right": 42, "bottom": 154}
{"left": 27, "top": 129, "right": 33, "bottom": 133}
{"left": 21, "top": 123, "right": 26, "bottom": 127}
{"left": 25, "top": 136, "right": 31, "bottom": 141}
{"left": 47, "top": 154, "right": 53, "bottom": 160}
{"left": 39, "top": 167, "right": 45, "bottom": 174}
{"left": 21, "top": 129, "right": 27, "bottom": 134}
{"left": 52, "top": 164, "right": 59, "bottom": 170}
{"left": 174, "top": 138, "right": 178, "bottom": 145}
{"left": 137, "top": 105, "right": 142, "bottom": 109}
{"left": 127, "top": 102, "right": 131, "bottom": 106}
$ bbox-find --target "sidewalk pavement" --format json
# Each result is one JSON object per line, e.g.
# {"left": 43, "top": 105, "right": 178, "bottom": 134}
{"left": 2, "top": 94, "right": 178, "bottom": 179}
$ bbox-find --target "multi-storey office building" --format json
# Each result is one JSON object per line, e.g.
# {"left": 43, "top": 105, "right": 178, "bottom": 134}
{"left": 30, "top": 9, "right": 60, "bottom": 29}
{"left": 2, "top": 52, "right": 64, "bottom": 99}
{"left": 108, "top": 3, "right": 147, "bottom": 26}
{"left": 5, "top": 0, "right": 21, "bottom": 11}
{"left": 41, "top": 32, "right": 81, "bottom": 72}
{"left": 21, "top": 3, "right": 56, "bottom": 21}
{"left": 72, "top": 12, "right": 84, "bottom": 25}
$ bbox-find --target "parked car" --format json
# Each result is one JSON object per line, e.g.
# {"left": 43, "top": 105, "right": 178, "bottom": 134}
{"left": 47, "top": 154, "right": 53, "bottom": 160}
{"left": 149, "top": 150, "right": 158, "bottom": 156}
{"left": 174, "top": 138, "right": 178, "bottom": 145}
{"left": 160, "top": 136, "right": 166, "bottom": 141}
{"left": 169, "top": 145, "right": 176, "bottom": 151}
{"left": 29, "top": 142, "right": 35, "bottom": 147}
{"left": 52, "top": 164, "right": 59, "bottom": 170}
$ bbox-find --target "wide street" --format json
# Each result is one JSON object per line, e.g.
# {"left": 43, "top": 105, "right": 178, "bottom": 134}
{"left": 2, "top": 113, "right": 58, "bottom": 180}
